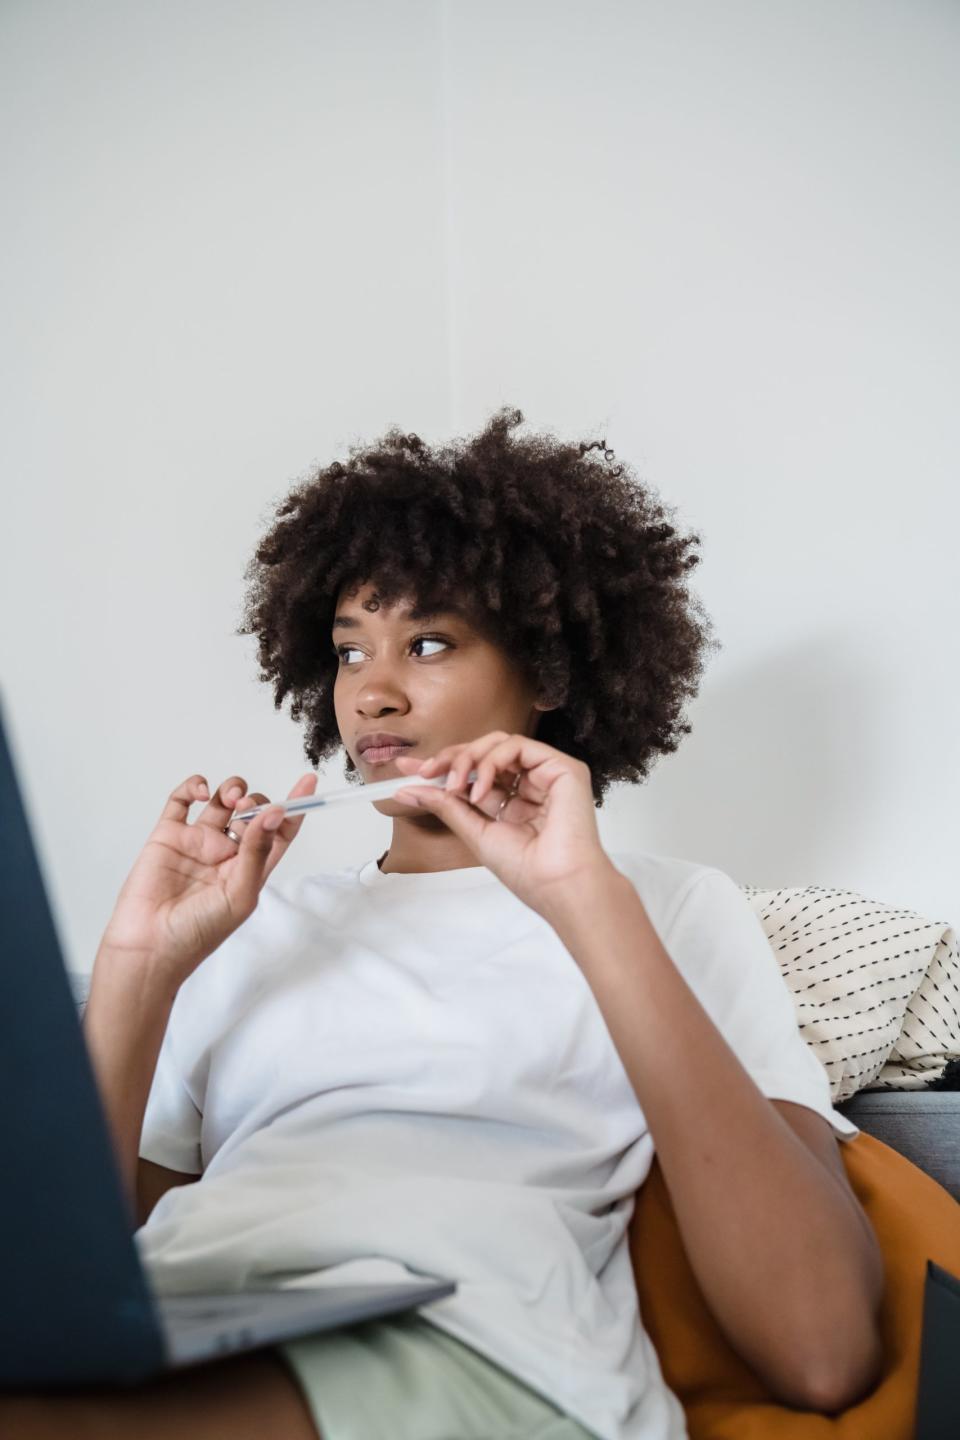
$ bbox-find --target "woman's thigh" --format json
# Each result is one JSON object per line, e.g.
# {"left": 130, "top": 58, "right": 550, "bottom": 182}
{"left": 0, "top": 1347, "right": 321, "bottom": 1440}
{"left": 276, "top": 1313, "right": 597, "bottom": 1440}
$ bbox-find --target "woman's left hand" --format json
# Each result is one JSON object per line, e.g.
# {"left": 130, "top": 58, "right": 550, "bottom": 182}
{"left": 391, "top": 732, "right": 615, "bottom": 918}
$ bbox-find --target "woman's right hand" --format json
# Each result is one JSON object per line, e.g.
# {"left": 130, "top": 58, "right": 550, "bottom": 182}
{"left": 97, "top": 771, "right": 318, "bottom": 987}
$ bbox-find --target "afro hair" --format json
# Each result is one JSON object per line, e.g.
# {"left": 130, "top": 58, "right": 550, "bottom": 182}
{"left": 236, "top": 406, "right": 720, "bottom": 806}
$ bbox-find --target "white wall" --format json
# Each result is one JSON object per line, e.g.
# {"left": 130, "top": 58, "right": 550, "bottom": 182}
{"left": 2, "top": 0, "right": 957, "bottom": 979}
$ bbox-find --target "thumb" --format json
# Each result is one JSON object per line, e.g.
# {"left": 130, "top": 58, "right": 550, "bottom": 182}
{"left": 395, "top": 783, "right": 489, "bottom": 849}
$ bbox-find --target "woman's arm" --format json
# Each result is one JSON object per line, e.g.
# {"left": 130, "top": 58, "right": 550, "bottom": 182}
{"left": 539, "top": 866, "right": 885, "bottom": 1415}
{"left": 83, "top": 945, "right": 183, "bottom": 1228}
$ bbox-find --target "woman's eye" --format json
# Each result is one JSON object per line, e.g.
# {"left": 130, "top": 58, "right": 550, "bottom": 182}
{"left": 335, "top": 636, "right": 449, "bottom": 666}
{"left": 411, "top": 636, "right": 448, "bottom": 658}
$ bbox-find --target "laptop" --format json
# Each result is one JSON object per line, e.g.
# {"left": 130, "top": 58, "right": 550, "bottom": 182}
{"left": 914, "top": 1259, "right": 960, "bottom": 1439}
{"left": 0, "top": 694, "right": 455, "bottom": 1391}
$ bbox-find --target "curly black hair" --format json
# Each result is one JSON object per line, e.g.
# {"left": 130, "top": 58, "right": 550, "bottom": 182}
{"left": 236, "top": 406, "right": 720, "bottom": 806}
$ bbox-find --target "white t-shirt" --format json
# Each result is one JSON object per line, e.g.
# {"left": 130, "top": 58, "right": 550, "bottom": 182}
{"left": 136, "top": 849, "right": 859, "bottom": 1440}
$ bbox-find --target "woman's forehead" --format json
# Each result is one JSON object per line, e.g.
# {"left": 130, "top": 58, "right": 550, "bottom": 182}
{"left": 335, "top": 582, "right": 480, "bottom": 626}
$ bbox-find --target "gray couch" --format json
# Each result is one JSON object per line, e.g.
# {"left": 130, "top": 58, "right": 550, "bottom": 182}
{"left": 68, "top": 973, "right": 960, "bottom": 1204}
{"left": 835, "top": 1088, "right": 960, "bottom": 1202}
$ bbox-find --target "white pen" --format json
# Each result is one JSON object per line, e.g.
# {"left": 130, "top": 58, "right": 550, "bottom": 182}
{"left": 232, "top": 768, "right": 481, "bottom": 823}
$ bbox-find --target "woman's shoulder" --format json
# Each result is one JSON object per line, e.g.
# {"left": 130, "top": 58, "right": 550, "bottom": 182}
{"left": 606, "top": 847, "right": 724, "bottom": 923}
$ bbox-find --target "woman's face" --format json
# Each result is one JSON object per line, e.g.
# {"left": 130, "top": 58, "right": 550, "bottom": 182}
{"left": 332, "top": 580, "right": 547, "bottom": 816}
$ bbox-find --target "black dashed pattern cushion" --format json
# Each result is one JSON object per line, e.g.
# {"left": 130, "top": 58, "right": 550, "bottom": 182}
{"left": 741, "top": 884, "right": 959, "bottom": 1099}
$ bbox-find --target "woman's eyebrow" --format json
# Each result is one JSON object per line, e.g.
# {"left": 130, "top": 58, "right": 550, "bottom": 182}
{"left": 331, "top": 606, "right": 464, "bottom": 632}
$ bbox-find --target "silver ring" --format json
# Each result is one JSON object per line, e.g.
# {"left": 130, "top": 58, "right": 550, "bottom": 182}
{"left": 494, "top": 772, "right": 522, "bottom": 823}
{"left": 223, "top": 825, "right": 243, "bottom": 844}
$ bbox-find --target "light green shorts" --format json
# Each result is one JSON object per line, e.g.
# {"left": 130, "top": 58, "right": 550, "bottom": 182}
{"left": 275, "top": 1311, "right": 599, "bottom": 1440}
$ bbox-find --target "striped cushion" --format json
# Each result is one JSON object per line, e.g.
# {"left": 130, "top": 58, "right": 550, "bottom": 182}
{"left": 742, "top": 884, "right": 959, "bottom": 1097}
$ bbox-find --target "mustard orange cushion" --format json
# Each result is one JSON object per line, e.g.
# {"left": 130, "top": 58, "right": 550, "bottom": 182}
{"left": 629, "top": 1131, "right": 960, "bottom": 1437}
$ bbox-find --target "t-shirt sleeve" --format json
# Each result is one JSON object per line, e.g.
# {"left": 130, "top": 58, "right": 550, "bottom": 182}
{"left": 138, "top": 991, "right": 204, "bottom": 1174}
{"left": 663, "top": 866, "right": 860, "bottom": 1141}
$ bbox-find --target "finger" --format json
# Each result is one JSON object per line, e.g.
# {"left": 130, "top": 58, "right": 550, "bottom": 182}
{"left": 469, "top": 754, "right": 525, "bottom": 808}
{"left": 222, "top": 808, "right": 289, "bottom": 913}
{"left": 419, "top": 733, "right": 511, "bottom": 791}
{"left": 194, "top": 776, "right": 250, "bottom": 831}
{"left": 468, "top": 781, "right": 540, "bottom": 825}
{"left": 260, "top": 773, "right": 318, "bottom": 857}
{"left": 159, "top": 775, "right": 212, "bottom": 827}
{"left": 226, "top": 772, "right": 317, "bottom": 898}
{"left": 392, "top": 780, "right": 491, "bottom": 849}
{"left": 468, "top": 736, "right": 569, "bottom": 805}
{"left": 222, "top": 791, "right": 269, "bottom": 839}
{"left": 428, "top": 734, "right": 525, "bottom": 803}
{"left": 391, "top": 752, "right": 429, "bottom": 775}
{"left": 476, "top": 771, "right": 526, "bottom": 820}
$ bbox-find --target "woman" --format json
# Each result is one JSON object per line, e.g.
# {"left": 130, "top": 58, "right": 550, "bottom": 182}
{"left": 7, "top": 408, "right": 880, "bottom": 1439}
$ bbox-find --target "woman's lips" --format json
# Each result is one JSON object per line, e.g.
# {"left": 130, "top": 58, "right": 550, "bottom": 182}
{"left": 361, "top": 743, "right": 413, "bottom": 764}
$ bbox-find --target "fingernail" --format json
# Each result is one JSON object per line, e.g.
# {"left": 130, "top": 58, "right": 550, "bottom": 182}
{"left": 226, "top": 787, "right": 241, "bottom": 802}
{"left": 197, "top": 781, "right": 209, "bottom": 797}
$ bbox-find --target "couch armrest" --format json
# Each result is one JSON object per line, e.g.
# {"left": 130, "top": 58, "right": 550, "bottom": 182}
{"left": 837, "top": 1091, "right": 960, "bottom": 1203}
